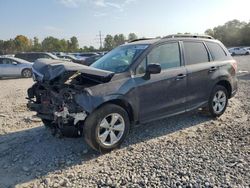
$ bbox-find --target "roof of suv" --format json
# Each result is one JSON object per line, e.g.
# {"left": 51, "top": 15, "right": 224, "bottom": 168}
{"left": 128, "top": 34, "right": 217, "bottom": 45}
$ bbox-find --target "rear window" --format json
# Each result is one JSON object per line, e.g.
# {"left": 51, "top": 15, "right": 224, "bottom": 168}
{"left": 206, "top": 42, "right": 227, "bottom": 60}
{"left": 183, "top": 42, "right": 209, "bottom": 65}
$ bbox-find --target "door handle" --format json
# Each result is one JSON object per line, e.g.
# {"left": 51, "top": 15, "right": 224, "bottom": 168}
{"left": 176, "top": 74, "right": 186, "bottom": 80}
{"left": 209, "top": 66, "right": 218, "bottom": 72}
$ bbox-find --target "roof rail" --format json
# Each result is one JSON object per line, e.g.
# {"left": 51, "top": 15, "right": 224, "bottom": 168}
{"left": 129, "top": 38, "right": 156, "bottom": 43}
{"left": 163, "top": 34, "right": 214, "bottom": 39}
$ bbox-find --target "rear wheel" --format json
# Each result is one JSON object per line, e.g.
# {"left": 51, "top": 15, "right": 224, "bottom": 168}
{"left": 22, "top": 69, "right": 32, "bottom": 78}
{"left": 208, "top": 85, "right": 228, "bottom": 117}
{"left": 83, "top": 104, "right": 130, "bottom": 153}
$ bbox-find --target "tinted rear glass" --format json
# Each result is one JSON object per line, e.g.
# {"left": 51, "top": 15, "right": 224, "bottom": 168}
{"left": 206, "top": 42, "right": 227, "bottom": 60}
{"left": 183, "top": 42, "right": 209, "bottom": 65}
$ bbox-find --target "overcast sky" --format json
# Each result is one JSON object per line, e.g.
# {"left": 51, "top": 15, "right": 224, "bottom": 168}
{"left": 0, "top": 0, "right": 249, "bottom": 47}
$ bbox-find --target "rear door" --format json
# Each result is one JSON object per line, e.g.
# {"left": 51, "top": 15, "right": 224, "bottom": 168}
{"left": 134, "top": 42, "right": 187, "bottom": 123}
{"left": 182, "top": 41, "right": 215, "bottom": 110}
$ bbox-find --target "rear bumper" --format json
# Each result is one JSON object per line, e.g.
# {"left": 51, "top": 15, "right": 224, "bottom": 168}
{"left": 229, "top": 76, "right": 238, "bottom": 99}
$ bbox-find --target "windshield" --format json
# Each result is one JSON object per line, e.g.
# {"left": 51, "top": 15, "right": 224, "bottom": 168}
{"left": 91, "top": 44, "right": 148, "bottom": 73}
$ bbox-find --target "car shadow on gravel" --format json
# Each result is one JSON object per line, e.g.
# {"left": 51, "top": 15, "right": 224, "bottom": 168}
{"left": 0, "top": 125, "right": 95, "bottom": 187}
{"left": 0, "top": 110, "right": 213, "bottom": 187}
{"left": 0, "top": 77, "right": 31, "bottom": 80}
{"left": 124, "top": 111, "right": 212, "bottom": 148}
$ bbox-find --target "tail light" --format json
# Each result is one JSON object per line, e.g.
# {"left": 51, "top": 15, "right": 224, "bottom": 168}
{"left": 231, "top": 60, "right": 237, "bottom": 72}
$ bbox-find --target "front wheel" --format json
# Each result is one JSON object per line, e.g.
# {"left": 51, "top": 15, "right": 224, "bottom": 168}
{"left": 83, "top": 104, "right": 130, "bottom": 153}
{"left": 208, "top": 85, "right": 228, "bottom": 117}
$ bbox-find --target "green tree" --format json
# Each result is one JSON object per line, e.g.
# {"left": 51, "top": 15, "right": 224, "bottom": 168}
{"left": 204, "top": 29, "right": 214, "bottom": 37}
{"left": 82, "top": 46, "right": 96, "bottom": 52}
{"left": 3, "top": 39, "right": 16, "bottom": 54}
{"left": 128, "top": 33, "right": 138, "bottom": 41}
{"left": 114, "top": 34, "right": 126, "bottom": 47}
{"left": 205, "top": 19, "right": 247, "bottom": 46}
{"left": 41, "top": 36, "right": 61, "bottom": 52}
{"left": 240, "top": 22, "right": 250, "bottom": 46}
{"left": 0, "top": 40, "right": 4, "bottom": 55}
{"left": 104, "top": 35, "right": 114, "bottom": 50}
{"left": 32, "top": 37, "right": 41, "bottom": 51}
{"left": 59, "top": 39, "right": 69, "bottom": 52}
{"left": 68, "top": 36, "right": 79, "bottom": 52}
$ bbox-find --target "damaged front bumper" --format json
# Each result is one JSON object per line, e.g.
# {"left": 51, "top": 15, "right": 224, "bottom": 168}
{"left": 26, "top": 83, "right": 88, "bottom": 129}
{"left": 54, "top": 106, "right": 87, "bottom": 125}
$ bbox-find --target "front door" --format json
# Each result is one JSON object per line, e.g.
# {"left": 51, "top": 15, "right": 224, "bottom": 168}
{"left": 134, "top": 42, "right": 187, "bottom": 123}
{"left": 2, "top": 58, "right": 21, "bottom": 76}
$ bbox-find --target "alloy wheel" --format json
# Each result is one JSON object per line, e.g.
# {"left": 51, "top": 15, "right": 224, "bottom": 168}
{"left": 23, "top": 69, "right": 32, "bottom": 78}
{"left": 97, "top": 113, "right": 125, "bottom": 146}
{"left": 212, "top": 90, "right": 226, "bottom": 113}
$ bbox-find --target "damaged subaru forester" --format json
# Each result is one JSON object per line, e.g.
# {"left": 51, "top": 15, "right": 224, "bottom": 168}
{"left": 27, "top": 35, "right": 237, "bottom": 152}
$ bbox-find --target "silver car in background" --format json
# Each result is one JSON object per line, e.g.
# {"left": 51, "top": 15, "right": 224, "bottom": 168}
{"left": 0, "top": 57, "right": 32, "bottom": 78}
{"left": 228, "top": 47, "right": 250, "bottom": 56}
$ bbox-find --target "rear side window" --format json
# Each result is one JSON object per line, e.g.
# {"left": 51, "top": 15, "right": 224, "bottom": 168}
{"left": 206, "top": 42, "right": 227, "bottom": 60}
{"left": 183, "top": 42, "right": 209, "bottom": 65}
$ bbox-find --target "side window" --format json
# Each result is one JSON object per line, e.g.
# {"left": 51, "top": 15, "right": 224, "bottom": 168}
{"left": 147, "top": 42, "right": 181, "bottom": 70}
{"left": 136, "top": 42, "right": 181, "bottom": 74}
{"left": 2, "top": 58, "right": 12, "bottom": 64}
{"left": 206, "top": 42, "right": 227, "bottom": 60}
{"left": 183, "top": 42, "right": 209, "bottom": 65}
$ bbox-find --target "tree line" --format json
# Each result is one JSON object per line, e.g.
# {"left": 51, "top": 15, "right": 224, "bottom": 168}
{"left": 205, "top": 19, "right": 250, "bottom": 47}
{"left": 0, "top": 33, "right": 138, "bottom": 55}
{"left": 1, "top": 19, "right": 250, "bottom": 55}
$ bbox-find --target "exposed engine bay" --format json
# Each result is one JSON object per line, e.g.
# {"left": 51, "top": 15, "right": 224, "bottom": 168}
{"left": 27, "top": 59, "right": 114, "bottom": 136}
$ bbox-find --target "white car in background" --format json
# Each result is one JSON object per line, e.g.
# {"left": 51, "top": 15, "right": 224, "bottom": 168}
{"left": 0, "top": 57, "right": 32, "bottom": 78}
{"left": 243, "top": 47, "right": 250, "bottom": 51}
{"left": 228, "top": 47, "right": 250, "bottom": 56}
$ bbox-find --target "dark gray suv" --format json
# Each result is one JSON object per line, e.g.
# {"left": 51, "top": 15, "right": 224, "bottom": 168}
{"left": 27, "top": 35, "right": 237, "bottom": 152}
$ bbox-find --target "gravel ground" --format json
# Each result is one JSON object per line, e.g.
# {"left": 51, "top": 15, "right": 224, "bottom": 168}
{"left": 0, "top": 56, "right": 249, "bottom": 188}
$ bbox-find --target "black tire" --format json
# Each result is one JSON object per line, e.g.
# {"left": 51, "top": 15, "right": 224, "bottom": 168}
{"left": 83, "top": 104, "right": 130, "bottom": 153}
{"left": 208, "top": 85, "right": 228, "bottom": 117}
{"left": 42, "top": 119, "right": 55, "bottom": 128}
{"left": 21, "top": 68, "right": 32, "bottom": 78}
{"left": 245, "top": 52, "right": 249, "bottom": 55}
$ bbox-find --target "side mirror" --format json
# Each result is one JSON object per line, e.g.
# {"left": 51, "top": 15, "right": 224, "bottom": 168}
{"left": 146, "top": 63, "right": 161, "bottom": 74}
{"left": 143, "top": 63, "right": 161, "bottom": 80}
{"left": 12, "top": 62, "right": 18, "bottom": 65}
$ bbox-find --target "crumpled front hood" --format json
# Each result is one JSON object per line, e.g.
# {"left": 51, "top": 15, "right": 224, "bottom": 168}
{"left": 32, "top": 58, "right": 114, "bottom": 82}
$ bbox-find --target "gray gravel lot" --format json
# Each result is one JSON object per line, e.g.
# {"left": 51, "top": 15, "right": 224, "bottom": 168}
{"left": 0, "top": 56, "right": 249, "bottom": 188}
